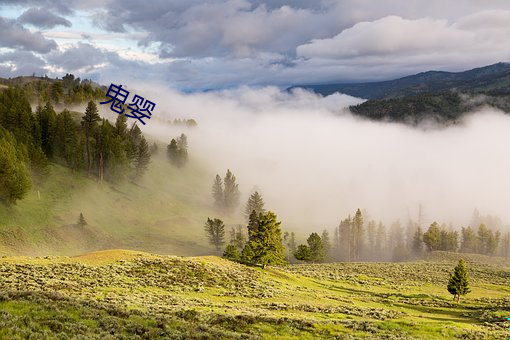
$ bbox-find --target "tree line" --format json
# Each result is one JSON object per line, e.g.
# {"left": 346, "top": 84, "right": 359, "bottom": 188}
{"left": 295, "top": 209, "right": 510, "bottom": 263}
{"left": 0, "top": 86, "right": 152, "bottom": 205}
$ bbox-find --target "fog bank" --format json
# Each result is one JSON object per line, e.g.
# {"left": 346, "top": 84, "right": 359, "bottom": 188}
{"left": 136, "top": 85, "right": 510, "bottom": 231}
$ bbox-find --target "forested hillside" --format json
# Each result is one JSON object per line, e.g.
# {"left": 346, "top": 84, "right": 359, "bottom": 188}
{"left": 290, "top": 63, "right": 510, "bottom": 124}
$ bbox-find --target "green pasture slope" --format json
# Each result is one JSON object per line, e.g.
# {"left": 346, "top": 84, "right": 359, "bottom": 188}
{"left": 0, "top": 152, "right": 221, "bottom": 257}
{"left": 0, "top": 250, "right": 508, "bottom": 339}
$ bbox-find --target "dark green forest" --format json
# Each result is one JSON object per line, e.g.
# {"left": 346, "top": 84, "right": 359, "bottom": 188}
{"left": 0, "top": 76, "right": 152, "bottom": 206}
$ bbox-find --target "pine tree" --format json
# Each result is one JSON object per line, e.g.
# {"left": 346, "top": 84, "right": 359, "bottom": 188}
{"left": 283, "top": 231, "right": 297, "bottom": 262}
{"left": 423, "top": 222, "right": 441, "bottom": 251}
{"left": 81, "top": 100, "right": 100, "bottom": 174}
{"left": 307, "top": 232, "right": 325, "bottom": 263}
{"left": 223, "top": 169, "right": 240, "bottom": 214}
{"left": 240, "top": 243, "right": 255, "bottom": 264}
{"left": 460, "top": 226, "right": 478, "bottom": 253}
{"left": 294, "top": 244, "right": 312, "bottom": 262}
{"left": 212, "top": 174, "right": 224, "bottom": 210}
{"left": 134, "top": 136, "right": 151, "bottom": 180}
{"left": 338, "top": 216, "right": 352, "bottom": 261}
{"left": 229, "top": 225, "right": 246, "bottom": 251}
{"left": 204, "top": 218, "right": 225, "bottom": 251}
{"left": 352, "top": 209, "right": 364, "bottom": 261}
{"left": 412, "top": 226, "right": 423, "bottom": 254}
{"left": 247, "top": 210, "right": 259, "bottom": 241}
{"left": 78, "top": 212, "right": 87, "bottom": 226}
{"left": 321, "top": 230, "right": 331, "bottom": 262}
{"left": 245, "top": 211, "right": 286, "bottom": 268}
{"left": 223, "top": 244, "right": 240, "bottom": 262}
{"left": 166, "top": 134, "right": 188, "bottom": 167}
{"left": 244, "top": 191, "right": 265, "bottom": 220}
{"left": 447, "top": 259, "right": 471, "bottom": 303}
{"left": 0, "top": 132, "right": 31, "bottom": 205}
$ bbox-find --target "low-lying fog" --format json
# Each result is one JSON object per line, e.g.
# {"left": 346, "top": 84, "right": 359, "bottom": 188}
{"left": 116, "top": 85, "right": 510, "bottom": 231}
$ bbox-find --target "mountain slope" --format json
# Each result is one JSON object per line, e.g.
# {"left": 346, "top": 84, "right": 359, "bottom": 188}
{"left": 0, "top": 152, "right": 223, "bottom": 256}
{"left": 290, "top": 62, "right": 510, "bottom": 99}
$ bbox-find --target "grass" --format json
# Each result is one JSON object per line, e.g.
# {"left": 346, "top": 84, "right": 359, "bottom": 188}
{"left": 0, "top": 153, "right": 229, "bottom": 256}
{"left": 0, "top": 250, "right": 508, "bottom": 338}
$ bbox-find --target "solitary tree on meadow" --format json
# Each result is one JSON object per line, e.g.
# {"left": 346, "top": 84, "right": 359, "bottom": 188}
{"left": 447, "top": 259, "right": 471, "bottom": 303}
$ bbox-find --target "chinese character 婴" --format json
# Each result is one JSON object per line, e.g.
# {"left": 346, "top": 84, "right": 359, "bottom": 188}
{"left": 100, "top": 83, "right": 156, "bottom": 125}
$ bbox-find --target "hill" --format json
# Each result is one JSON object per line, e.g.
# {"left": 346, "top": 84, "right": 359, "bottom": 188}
{"left": 0, "top": 249, "right": 508, "bottom": 338}
{"left": 0, "top": 151, "right": 223, "bottom": 256}
{"left": 289, "top": 62, "right": 510, "bottom": 100}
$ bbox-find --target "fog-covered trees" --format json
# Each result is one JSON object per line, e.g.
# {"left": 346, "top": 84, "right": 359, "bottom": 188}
{"left": 167, "top": 133, "right": 188, "bottom": 167}
{"left": 211, "top": 169, "right": 240, "bottom": 214}
{"left": 245, "top": 191, "right": 265, "bottom": 220}
{"left": 447, "top": 259, "right": 470, "bottom": 303}
{"left": 204, "top": 218, "right": 225, "bottom": 251}
{"left": 82, "top": 100, "right": 100, "bottom": 174}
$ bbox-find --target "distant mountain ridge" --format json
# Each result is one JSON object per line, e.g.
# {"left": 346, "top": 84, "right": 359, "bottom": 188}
{"left": 289, "top": 62, "right": 510, "bottom": 100}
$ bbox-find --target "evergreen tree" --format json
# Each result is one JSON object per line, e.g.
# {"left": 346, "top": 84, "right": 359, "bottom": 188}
{"left": 294, "top": 244, "right": 312, "bottom": 262}
{"left": 134, "top": 136, "right": 151, "bottom": 180}
{"left": 375, "top": 222, "right": 387, "bottom": 260}
{"left": 412, "top": 226, "right": 423, "bottom": 254}
{"left": 366, "top": 220, "right": 377, "bottom": 259}
{"left": 245, "top": 211, "right": 286, "bottom": 268}
{"left": 229, "top": 225, "right": 246, "bottom": 251}
{"left": 423, "top": 222, "right": 441, "bottom": 251}
{"left": 166, "top": 134, "right": 188, "bottom": 167}
{"left": 321, "top": 230, "right": 331, "bottom": 262}
{"left": 36, "top": 102, "right": 57, "bottom": 158}
{"left": 338, "top": 216, "right": 352, "bottom": 261}
{"left": 447, "top": 259, "right": 471, "bottom": 303}
{"left": 223, "top": 244, "right": 240, "bottom": 262}
{"left": 500, "top": 232, "right": 510, "bottom": 258}
{"left": 244, "top": 191, "right": 265, "bottom": 220}
{"left": 460, "top": 226, "right": 478, "bottom": 253}
{"left": 81, "top": 100, "right": 100, "bottom": 174}
{"left": 307, "top": 232, "right": 325, "bottom": 263}
{"left": 283, "top": 231, "right": 297, "bottom": 262}
{"left": 55, "top": 109, "right": 79, "bottom": 167}
{"left": 247, "top": 210, "right": 259, "bottom": 241}
{"left": 212, "top": 174, "right": 224, "bottom": 211}
{"left": 78, "top": 213, "right": 87, "bottom": 226}
{"left": 223, "top": 169, "right": 240, "bottom": 214}
{"left": 204, "top": 218, "right": 225, "bottom": 251}
{"left": 0, "top": 132, "right": 31, "bottom": 205}
{"left": 352, "top": 209, "right": 364, "bottom": 261}
{"left": 240, "top": 243, "right": 255, "bottom": 264}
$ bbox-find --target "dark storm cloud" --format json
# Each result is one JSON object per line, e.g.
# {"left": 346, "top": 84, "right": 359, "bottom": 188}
{"left": 0, "top": 17, "right": 57, "bottom": 53}
{"left": 18, "top": 7, "right": 72, "bottom": 29}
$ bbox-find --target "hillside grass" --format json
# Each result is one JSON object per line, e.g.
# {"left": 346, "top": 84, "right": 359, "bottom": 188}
{"left": 0, "top": 152, "right": 228, "bottom": 256}
{"left": 0, "top": 250, "right": 508, "bottom": 338}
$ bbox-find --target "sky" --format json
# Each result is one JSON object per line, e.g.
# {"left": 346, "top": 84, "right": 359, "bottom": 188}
{"left": 1, "top": 0, "right": 510, "bottom": 90}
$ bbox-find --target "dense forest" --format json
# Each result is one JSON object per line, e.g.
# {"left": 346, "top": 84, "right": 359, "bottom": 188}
{"left": 0, "top": 76, "right": 152, "bottom": 206}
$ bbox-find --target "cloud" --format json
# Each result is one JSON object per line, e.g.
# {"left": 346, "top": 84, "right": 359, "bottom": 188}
{"left": 295, "top": 12, "right": 510, "bottom": 81}
{"left": 18, "top": 7, "right": 72, "bottom": 29}
{"left": 0, "top": 16, "right": 57, "bottom": 53}
{"left": 0, "top": 0, "right": 74, "bottom": 15}
{"left": 46, "top": 42, "right": 109, "bottom": 72}
{"left": 133, "top": 85, "right": 510, "bottom": 231}
{"left": 0, "top": 50, "right": 47, "bottom": 76}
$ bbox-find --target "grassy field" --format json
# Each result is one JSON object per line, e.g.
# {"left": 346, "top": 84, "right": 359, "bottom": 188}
{"left": 0, "top": 249, "right": 508, "bottom": 339}
{"left": 0, "top": 152, "right": 228, "bottom": 256}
